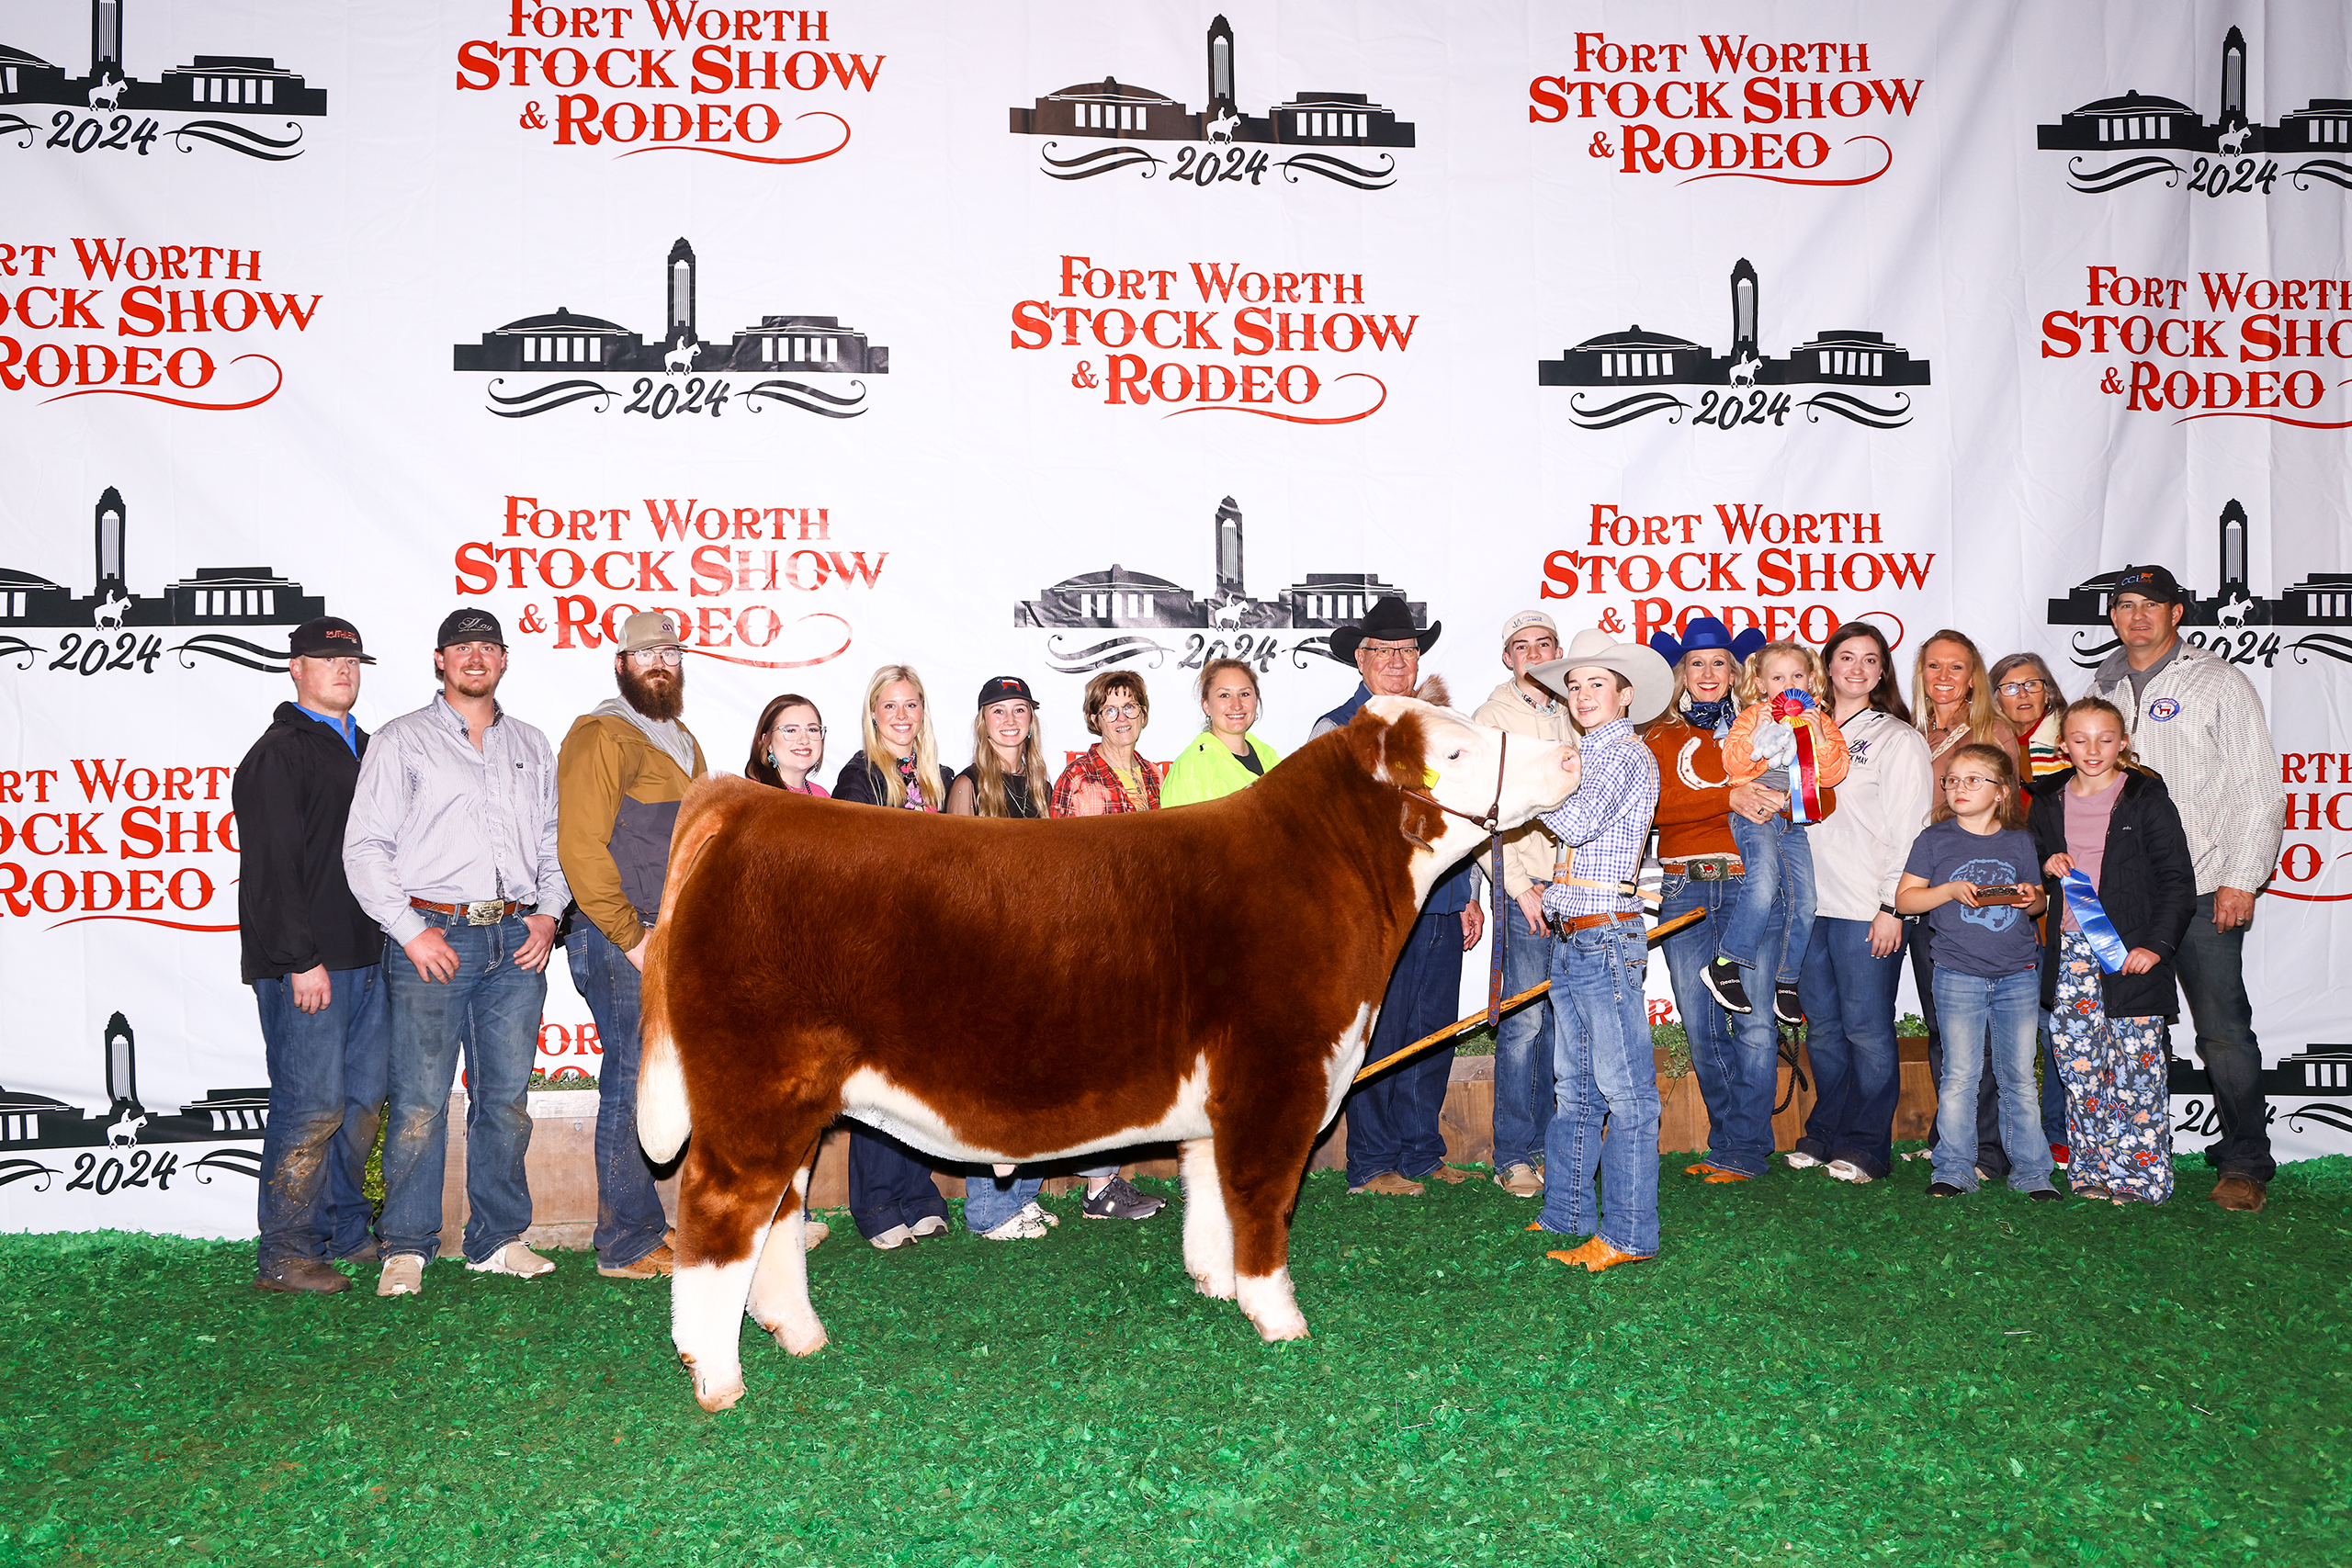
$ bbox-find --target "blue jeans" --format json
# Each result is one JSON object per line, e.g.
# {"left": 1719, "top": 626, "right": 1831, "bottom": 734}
{"left": 1724, "top": 814, "right": 1815, "bottom": 985}
{"left": 1658, "top": 874, "right": 1781, "bottom": 1177}
{"left": 2036, "top": 1012, "right": 2068, "bottom": 1146}
{"left": 2175, "top": 891, "right": 2272, "bottom": 1181}
{"left": 1344, "top": 911, "right": 1462, "bottom": 1186}
{"left": 1794, "top": 917, "right": 1901, "bottom": 1178}
{"left": 1913, "top": 924, "right": 2007, "bottom": 1174}
{"left": 1490, "top": 898, "right": 1556, "bottom": 1172}
{"left": 379, "top": 913, "right": 548, "bottom": 1263}
{"left": 849, "top": 1127, "right": 947, "bottom": 1238}
{"left": 565, "top": 921, "right": 671, "bottom": 1269}
{"left": 1928, "top": 967, "right": 2054, "bottom": 1193}
{"left": 1540, "top": 919, "right": 1660, "bottom": 1255}
{"left": 962, "top": 1168, "right": 1045, "bottom": 1233}
{"left": 253, "top": 964, "right": 390, "bottom": 1267}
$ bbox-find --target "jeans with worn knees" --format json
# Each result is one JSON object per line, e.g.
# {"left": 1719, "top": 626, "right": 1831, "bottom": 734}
{"left": 1343, "top": 911, "right": 1462, "bottom": 1187}
{"left": 1540, "top": 921, "right": 1660, "bottom": 1255}
{"left": 254, "top": 964, "right": 390, "bottom": 1267}
{"left": 1723, "top": 813, "right": 1815, "bottom": 984}
{"left": 1490, "top": 898, "right": 1557, "bottom": 1172}
{"left": 564, "top": 920, "right": 672, "bottom": 1269}
{"left": 1913, "top": 925, "right": 2007, "bottom": 1175}
{"left": 1928, "top": 966, "right": 2053, "bottom": 1193}
{"left": 379, "top": 914, "right": 548, "bottom": 1263}
{"left": 2175, "top": 891, "right": 2273, "bottom": 1182}
{"left": 1658, "top": 874, "right": 1780, "bottom": 1178}
{"left": 1793, "top": 917, "right": 1902, "bottom": 1178}
{"left": 963, "top": 1168, "right": 1046, "bottom": 1233}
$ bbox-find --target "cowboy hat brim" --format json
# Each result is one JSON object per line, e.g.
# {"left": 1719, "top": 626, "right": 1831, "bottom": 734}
{"left": 1329, "top": 619, "right": 1442, "bottom": 664}
{"left": 1528, "top": 639, "right": 1673, "bottom": 725}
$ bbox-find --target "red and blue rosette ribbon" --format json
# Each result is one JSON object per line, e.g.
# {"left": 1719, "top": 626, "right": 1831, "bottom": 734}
{"left": 1770, "top": 690, "right": 1824, "bottom": 823}
{"left": 2059, "top": 868, "right": 2131, "bottom": 973}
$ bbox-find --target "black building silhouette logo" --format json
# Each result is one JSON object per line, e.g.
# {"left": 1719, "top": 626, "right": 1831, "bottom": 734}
{"left": 0, "top": 0, "right": 325, "bottom": 160}
{"left": 0, "top": 1012, "right": 267, "bottom": 1197}
{"left": 2046, "top": 499, "right": 2352, "bottom": 669}
{"left": 1009, "top": 14, "right": 1412, "bottom": 189}
{"left": 1538, "top": 258, "right": 1930, "bottom": 430}
{"left": 2036, "top": 26, "right": 2352, "bottom": 193}
{"left": 1014, "top": 495, "right": 1422, "bottom": 671}
{"left": 452, "top": 237, "right": 887, "bottom": 420}
{"left": 0, "top": 486, "right": 329, "bottom": 673}
{"left": 2171, "top": 1044, "right": 2352, "bottom": 1138}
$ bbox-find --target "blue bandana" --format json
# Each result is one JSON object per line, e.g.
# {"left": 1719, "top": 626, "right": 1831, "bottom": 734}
{"left": 1682, "top": 697, "right": 1737, "bottom": 734}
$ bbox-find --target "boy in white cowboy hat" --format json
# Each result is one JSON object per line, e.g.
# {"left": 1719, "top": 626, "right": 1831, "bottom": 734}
{"left": 1521, "top": 628, "right": 1670, "bottom": 1271}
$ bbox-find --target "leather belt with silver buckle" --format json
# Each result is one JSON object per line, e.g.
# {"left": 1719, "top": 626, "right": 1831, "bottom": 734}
{"left": 1664, "top": 854, "right": 1745, "bottom": 881}
{"left": 410, "top": 897, "right": 532, "bottom": 926}
{"left": 1549, "top": 910, "right": 1643, "bottom": 938}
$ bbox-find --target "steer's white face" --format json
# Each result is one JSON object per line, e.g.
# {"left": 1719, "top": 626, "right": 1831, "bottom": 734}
{"left": 1363, "top": 696, "right": 1578, "bottom": 904}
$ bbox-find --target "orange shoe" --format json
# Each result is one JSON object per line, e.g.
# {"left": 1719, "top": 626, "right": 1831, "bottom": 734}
{"left": 1546, "top": 1237, "right": 1653, "bottom": 1272}
{"left": 1683, "top": 1161, "right": 1752, "bottom": 1184}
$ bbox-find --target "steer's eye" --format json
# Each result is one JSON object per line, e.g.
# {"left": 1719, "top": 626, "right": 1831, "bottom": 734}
{"left": 1447, "top": 750, "right": 1464, "bottom": 761}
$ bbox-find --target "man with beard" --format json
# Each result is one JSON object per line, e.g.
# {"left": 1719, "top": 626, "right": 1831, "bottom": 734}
{"left": 345, "top": 609, "right": 569, "bottom": 1296}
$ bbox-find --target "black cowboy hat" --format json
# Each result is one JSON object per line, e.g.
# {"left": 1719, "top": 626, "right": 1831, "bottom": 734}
{"left": 1329, "top": 594, "right": 1441, "bottom": 663}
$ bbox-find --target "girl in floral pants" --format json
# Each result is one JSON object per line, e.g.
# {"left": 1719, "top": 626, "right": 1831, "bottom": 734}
{"left": 2049, "top": 940, "right": 2173, "bottom": 1203}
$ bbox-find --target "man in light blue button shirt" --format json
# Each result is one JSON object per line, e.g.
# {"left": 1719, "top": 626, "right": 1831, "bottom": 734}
{"left": 344, "top": 608, "right": 569, "bottom": 1295}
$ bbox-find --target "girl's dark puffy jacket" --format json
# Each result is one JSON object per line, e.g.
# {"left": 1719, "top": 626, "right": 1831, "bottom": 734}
{"left": 2029, "top": 767, "right": 2195, "bottom": 1020}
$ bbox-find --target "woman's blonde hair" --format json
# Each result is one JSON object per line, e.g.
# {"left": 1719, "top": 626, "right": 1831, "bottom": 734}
{"left": 2058, "top": 694, "right": 2140, "bottom": 771}
{"left": 1911, "top": 629, "right": 2003, "bottom": 748}
{"left": 1928, "top": 741, "right": 2028, "bottom": 829}
{"left": 967, "top": 701, "right": 1052, "bottom": 818}
{"left": 860, "top": 664, "right": 942, "bottom": 810}
{"left": 1196, "top": 658, "right": 1261, "bottom": 722}
{"left": 1735, "top": 640, "right": 1829, "bottom": 708}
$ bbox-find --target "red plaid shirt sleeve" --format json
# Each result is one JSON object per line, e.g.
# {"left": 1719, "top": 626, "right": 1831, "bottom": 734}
{"left": 1050, "top": 746, "right": 1160, "bottom": 817}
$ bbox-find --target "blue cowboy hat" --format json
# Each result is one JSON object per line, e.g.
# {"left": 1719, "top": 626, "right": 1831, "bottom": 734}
{"left": 1648, "top": 615, "right": 1766, "bottom": 668}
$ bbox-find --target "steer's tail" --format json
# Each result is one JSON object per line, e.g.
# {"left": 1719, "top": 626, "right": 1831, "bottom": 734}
{"left": 637, "top": 774, "right": 750, "bottom": 1163}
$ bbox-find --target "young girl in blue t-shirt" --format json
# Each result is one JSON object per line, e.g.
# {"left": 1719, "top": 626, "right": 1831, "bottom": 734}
{"left": 1896, "top": 742, "right": 2056, "bottom": 1200}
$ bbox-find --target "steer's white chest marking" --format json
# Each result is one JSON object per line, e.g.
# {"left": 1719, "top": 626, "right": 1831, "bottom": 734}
{"left": 839, "top": 1059, "right": 1213, "bottom": 1164}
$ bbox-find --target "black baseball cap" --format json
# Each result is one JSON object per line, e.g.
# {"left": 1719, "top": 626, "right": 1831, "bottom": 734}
{"left": 977, "top": 674, "right": 1036, "bottom": 710}
{"left": 435, "top": 608, "right": 507, "bottom": 649}
{"left": 2113, "top": 564, "right": 2190, "bottom": 605}
{"left": 288, "top": 616, "right": 375, "bottom": 663}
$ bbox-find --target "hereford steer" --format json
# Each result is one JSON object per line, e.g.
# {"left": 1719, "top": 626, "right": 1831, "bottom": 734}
{"left": 637, "top": 694, "right": 1577, "bottom": 1410}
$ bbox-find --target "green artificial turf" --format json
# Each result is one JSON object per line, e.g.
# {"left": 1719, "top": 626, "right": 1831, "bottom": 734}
{"left": 6, "top": 1155, "right": 2349, "bottom": 1568}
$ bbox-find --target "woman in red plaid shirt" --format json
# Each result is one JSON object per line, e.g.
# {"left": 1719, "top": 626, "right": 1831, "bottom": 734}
{"left": 1051, "top": 670, "right": 1162, "bottom": 818}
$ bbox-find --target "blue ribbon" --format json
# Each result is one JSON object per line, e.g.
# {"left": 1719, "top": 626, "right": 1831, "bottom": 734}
{"left": 2059, "top": 869, "right": 2130, "bottom": 973}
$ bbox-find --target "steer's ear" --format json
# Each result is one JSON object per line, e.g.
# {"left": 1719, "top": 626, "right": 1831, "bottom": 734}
{"left": 1351, "top": 706, "right": 1443, "bottom": 849}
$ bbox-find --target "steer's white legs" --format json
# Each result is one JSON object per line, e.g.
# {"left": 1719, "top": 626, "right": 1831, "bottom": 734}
{"left": 672, "top": 1243, "right": 762, "bottom": 1412}
{"left": 1179, "top": 1137, "right": 1235, "bottom": 1300}
{"left": 1236, "top": 1267, "right": 1308, "bottom": 1342}
{"left": 747, "top": 1168, "right": 827, "bottom": 1357}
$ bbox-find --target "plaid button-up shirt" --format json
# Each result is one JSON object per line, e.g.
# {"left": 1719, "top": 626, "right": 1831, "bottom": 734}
{"left": 1538, "top": 717, "right": 1659, "bottom": 922}
{"left": 1050, "top": 744, "right": 1161, "bottom": 817}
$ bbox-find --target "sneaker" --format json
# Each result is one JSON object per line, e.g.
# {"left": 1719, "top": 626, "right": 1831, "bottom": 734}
{"left": 1015, "top": 1201, "right": 1061, "bottom": 1228}
{"left": 803, "top": 1219, "right": 831, "bottom": 1251}
{"left": 377, "top": 1254, "right": 425, "bottom": 1297}
{"left": 1781, "top": 1150, "right": 1825, "bottom": 1169}
{"left": 1772, "top": 985, "right": 1805, "bottom": 1026}
{"left": 907, "top": 1214, "right": 951, "bottom": 1240}
{"left": 1494, "top": 1162, "right": 1545, "bottom": 1198}
{"left": 1927, "top": 1181, "right": 1964, "bottom": 1198}
{"left": 1349, "top": 1172, "right": 1425, "bottom": 1197}
{"left": 978, "top": 1211, "right": 1047, "bottom": 1241}
{"left": 1081, "top": 1176, "right": 1166, "bottom": 1220}
{"left": 598, "top": 1243, "right": 675, "bottom": 1280}
{"left": 1701, "top": 958, "right": 1752, "bottom": 1014}
{"left": 2028, "top": 1189, "right": 2061, "bottom": 1203}
{"left": 870, "top": 1224, "right": 917, "bottom": 1250}
{"left": 1826, "top": 1160, "right": 1872, "bottom": 1184}
{"left": 2049, "top": 1143, "right": 2071, "bottom": 1168}
{"left": 468, "top": 1243, "right": 556, "bottom": 1279}
{"left": 254, "top": 1257, "right": 351, "bottom": 1295}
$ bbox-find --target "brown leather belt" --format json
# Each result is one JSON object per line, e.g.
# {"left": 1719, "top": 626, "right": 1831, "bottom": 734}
{"left": 410, "top": 897, "right": 533, "bottom": 925}
{"left": 1554, "top": 910, "right": 1643, "bottom": 936}
{"left": 1662, "top": 854, "right": 1745, "bottom": 880}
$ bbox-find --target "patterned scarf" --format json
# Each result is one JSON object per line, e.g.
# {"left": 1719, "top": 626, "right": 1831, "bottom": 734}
{"left": 895, "top": 752, "right": 926, "bottom": 809}
{"left": 1682, "top": 696, "right": 1737, "bottom": 733}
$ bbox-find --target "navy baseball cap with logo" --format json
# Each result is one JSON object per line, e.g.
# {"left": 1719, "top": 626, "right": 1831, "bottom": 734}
{"left": 2113, "top": 564, "right": 2190, "bottom": 605}
{"left": 435, "top": 608, "right": 507, "bottom": 649}
{"left": 288, "top": 616, "right": 375, "bottom": 663}
{"left": 977, "top": 674, "right": 1036, "bottom": 710}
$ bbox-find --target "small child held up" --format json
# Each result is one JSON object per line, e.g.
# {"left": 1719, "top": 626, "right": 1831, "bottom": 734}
{"left": 1702, "top": 640, "right": 1850, "bottom": 1024}
{"left": 1897, "top": 742, "right": 2056, "bottom": 1200}
{"left": 2028, "top": 696, "right": 2195, "bottom": 1205}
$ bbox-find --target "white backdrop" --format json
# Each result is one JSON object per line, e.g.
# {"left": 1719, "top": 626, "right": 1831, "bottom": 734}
{"left": 3, "top": 1, "right": 2346, "bottom": 1234}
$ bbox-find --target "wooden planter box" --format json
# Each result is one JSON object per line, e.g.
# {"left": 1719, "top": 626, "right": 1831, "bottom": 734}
{"left": 437, "top": 1037, "right": 1941, "bottom": 1251}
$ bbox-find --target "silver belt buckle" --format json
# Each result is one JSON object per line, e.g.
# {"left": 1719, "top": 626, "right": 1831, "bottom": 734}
{"left": 465, "top": 898, "right": 506, "bottom": 925}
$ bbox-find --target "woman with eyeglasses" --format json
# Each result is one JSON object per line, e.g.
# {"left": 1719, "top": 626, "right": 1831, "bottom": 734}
{"left": 1988, "top": 653, "right": 2069, "bottom": 784}
{"left": 744, "top": 694, "right": 829, "bottom": 795}
{"left": 830, "top": 666, "right": 958, "bottom": 1249}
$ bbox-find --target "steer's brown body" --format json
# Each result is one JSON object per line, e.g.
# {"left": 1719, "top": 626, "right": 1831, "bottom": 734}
{"left": 638, "top": 697, "right": 1574, "bottom": 1410}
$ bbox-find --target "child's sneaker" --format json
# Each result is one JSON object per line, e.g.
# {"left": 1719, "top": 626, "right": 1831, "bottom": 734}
{"left": 1701, "top": 958, "right": 1751, "bottom": 1014}
{"left": 1772, "top": 985, "right": 1805, "bottom": 1026}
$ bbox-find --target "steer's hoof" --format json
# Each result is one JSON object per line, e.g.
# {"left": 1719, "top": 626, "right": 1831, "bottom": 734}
{"left": 695, "top": 1379, "right": 746, "bottom": 1414}
{"left": 1190, "top": 1269, "right": 1237, "bottom": 1301}
{"left": 1249, "top": 1313, "right": 1309, "bottom": 1344}
{"left": 772, "top": 1322, "right": 828, "bottom": 1358}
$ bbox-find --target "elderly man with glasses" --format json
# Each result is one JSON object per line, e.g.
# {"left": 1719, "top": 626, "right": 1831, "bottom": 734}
{"left": 556, "top": 611, "right": 710, "bottom": 1280}
{"left": 1312, "top": 596, "right": 1486, "bottom": 1196}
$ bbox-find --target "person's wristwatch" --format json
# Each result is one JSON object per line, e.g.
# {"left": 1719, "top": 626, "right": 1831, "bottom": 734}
{"left": 1879, "top": 902, "right": 1902, "bottom": 919}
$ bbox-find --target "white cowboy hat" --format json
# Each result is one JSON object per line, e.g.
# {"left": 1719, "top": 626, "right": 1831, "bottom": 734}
{"left": 1528, "top": 627, "right": 1673, "bottom": 724}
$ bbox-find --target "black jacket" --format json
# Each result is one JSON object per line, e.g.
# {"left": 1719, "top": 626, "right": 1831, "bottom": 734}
{"left": 833, "top": 753, "right": 956, "bottom": 810}
{"left": 232, "top": 703, "right": 384, "bottom": 983}
{"left": 2029, "top": 768, "right": 2194, "bottom": 1019}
